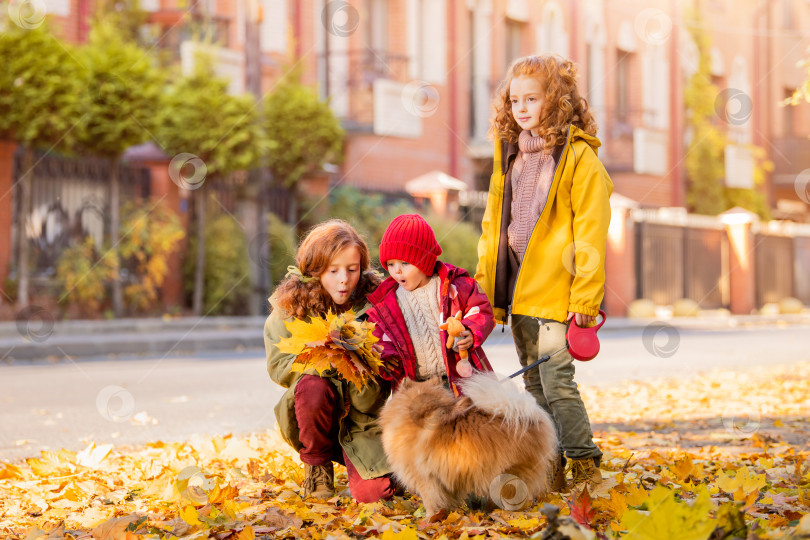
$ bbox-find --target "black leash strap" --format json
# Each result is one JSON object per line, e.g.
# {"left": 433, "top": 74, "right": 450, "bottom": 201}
{"left": 505, "top": 345, "right": 568, "bottom": 380}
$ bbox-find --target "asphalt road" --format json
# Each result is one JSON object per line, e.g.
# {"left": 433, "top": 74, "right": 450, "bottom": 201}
{"left": 2, "top": 324, "right": 808, "bottom": 461}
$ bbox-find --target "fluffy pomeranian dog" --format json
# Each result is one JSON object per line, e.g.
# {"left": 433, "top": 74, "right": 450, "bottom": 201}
{"left": 379, "top": 373, "right": 558, "bottom": 515}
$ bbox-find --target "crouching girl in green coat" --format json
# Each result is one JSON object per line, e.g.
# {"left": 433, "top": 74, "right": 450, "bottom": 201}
{"left": 264, "top": 219, "right": 395, "bottom": 501}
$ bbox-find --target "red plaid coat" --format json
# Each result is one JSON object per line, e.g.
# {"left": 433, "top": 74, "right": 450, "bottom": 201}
{"left": 366, "top": 262, "right": 496, "bottom": 396}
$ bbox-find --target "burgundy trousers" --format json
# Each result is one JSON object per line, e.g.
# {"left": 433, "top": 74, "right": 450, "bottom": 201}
{"left": 294, "top": 374, "right": 395, "bottom": 503}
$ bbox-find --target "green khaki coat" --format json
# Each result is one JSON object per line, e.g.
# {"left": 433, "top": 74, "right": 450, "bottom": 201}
{"left": 264, "top": 300, "right": 392, "bottom": 479}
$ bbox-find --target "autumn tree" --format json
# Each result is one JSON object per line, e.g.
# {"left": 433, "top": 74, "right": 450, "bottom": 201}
{"left": 76, "top": 20, "right": 165, "bottom": 317}
{"left": 158, "top": 56, "right": 267, "bottom": 316}
{"left": 0, "top": 23, "right": 83, "bottom": 308}
{"left": 684, "top": 9, "right": 770, "bottom": 218}
{"left": 263, "top": 76, "right": 344, "bottom": 222}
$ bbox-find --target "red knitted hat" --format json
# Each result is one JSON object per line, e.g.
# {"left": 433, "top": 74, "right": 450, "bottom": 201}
{"left": 379, "top": 214, "right": 442, "bottom": 275}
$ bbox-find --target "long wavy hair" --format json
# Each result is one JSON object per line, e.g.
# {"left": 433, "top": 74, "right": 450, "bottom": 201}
{"left": 273, "top": 219, "right": 381, "bottom": 320}
{"left": 490, "top": 55, "right": 597, "bottom": 146}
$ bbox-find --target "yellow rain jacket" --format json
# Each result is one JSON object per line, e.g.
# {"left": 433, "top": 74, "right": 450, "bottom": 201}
{"left": 475, "top": 124, "right": 613, "bottom": 324}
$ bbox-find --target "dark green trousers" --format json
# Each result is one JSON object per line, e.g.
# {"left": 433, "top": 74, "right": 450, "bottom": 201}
{"left": 511, "top": 314, "right": 602, "bottom": 462}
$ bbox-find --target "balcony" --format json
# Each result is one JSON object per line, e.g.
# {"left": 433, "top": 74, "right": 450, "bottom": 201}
{"left": 142, "top": 12, "right": 232, "bottom": 63}
{"left": 319, "top": 49, "right": 410, "bottom": 132}
{"left": 598, "top": 107, "right": 663, "bottom": 175}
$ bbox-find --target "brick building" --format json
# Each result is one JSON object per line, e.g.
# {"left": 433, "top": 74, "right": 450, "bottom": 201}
{"left": 3, "top": 0, "right": 810, "bottom": 315}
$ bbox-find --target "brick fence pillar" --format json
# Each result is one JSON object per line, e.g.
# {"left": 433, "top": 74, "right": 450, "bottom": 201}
{"left": 0, "top": 140, "right": 17, "bottom": 300}
{"left": 722, "top": 208, "right": 758, "bottom": 315}
{"left": 146, "top": 158, "right": 187, "bottom": 310}
{"left": 604, "top": 196, "right": 638, "bottom": 317}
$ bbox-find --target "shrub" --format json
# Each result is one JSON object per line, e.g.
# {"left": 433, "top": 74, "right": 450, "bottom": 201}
{"left": 328, "top": 187, "right": 481, "bottom": 275}
{"left": 56, "top": 237, "right": 117, "bottom": 316}
{"left": 423, "top": 213, "right": 481, "bottom": 276}
{"left": 119, "top": 201, "right": 185, "bottom": 313}
{"left": 268, "top": 212, "right": 298, "bottom": 287}
{"left": 184, "top": 213, "right": 251, "bottom": 315}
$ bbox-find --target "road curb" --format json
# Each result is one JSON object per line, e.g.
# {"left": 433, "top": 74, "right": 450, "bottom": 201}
{"left": 2, "top": 313, "right": 809, "bottom": 361}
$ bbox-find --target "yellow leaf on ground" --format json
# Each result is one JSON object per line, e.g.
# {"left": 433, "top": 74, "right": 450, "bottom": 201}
{"left": 716, "top": 467, "right": 767, "bottom": 496}
{"left": 26, "top": 450, "right": 77, "bottom": 477}
{"left": 0, "top": 462, "right": 23, "bottom": 480}
{"left": 601, "top": 489, "right": 628, "bottom": 520}
{"left": 91, "top": 514, "right": 142, "bottom": 540}
{"left": 380, "top": 526, "right": 419, "bottom": 540}
{"left": 620, "top": 486, "right": 715, "bottom": 540}
{"left": 76, "top": 443, "right": 113, "bottom": 468}
{"left": 625, "top": 483, "right": 649, "bottom": 507}
{"left": 235, "top": 526, "right": 254, "bottom": 540}
{"left": 180, "top": 505, "right": 202, "bottom": 526}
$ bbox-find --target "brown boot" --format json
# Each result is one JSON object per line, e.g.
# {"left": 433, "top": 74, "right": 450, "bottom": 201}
{"left": 548, "top": 455, "right": 568, "bottom": 493}
{"left": 303, "top": 463, "right": 334, "bottom": 499}
{"left": 570, "top": 457, "right": 602, "bottom": 489}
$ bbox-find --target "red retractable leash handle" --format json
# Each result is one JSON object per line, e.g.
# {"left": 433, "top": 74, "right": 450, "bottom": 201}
{"left": 505, "top": 310, "right": 606, "bottom": 380}
{"left": 566, "top": 310, "right": 607, "bottom": 361}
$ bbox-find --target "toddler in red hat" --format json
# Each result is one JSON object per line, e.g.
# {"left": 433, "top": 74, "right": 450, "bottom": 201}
{"left": 366, "top": 214, "right": 496, "bottom": 396}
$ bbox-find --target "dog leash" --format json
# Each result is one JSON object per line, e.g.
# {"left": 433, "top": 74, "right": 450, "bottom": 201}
{"left": 503, "top": 344, "right": 568, "bottom": 380}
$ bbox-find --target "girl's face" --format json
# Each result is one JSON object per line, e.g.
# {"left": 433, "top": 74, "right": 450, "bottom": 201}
{"left": 320, "top": 246, "right": 362, "bottom": 305}
{"left": 510, "top": 75, "right": 545, "bottom": 135}
{"left": 386, "top": 259, "right": 431, "bottom": 292}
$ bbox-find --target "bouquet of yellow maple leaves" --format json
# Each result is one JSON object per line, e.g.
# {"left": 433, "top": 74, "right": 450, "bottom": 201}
{"left": 275, "top": 310, "right": 390, "bottom": 389}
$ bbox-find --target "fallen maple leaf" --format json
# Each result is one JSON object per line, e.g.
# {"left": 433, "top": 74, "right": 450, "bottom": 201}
{"left": 600, "top": 489, "right": 628, "bottom": 520}
{"left": 0, "top": 462, "right": 23, "bottom": 480}
{"left": 91, "top": 514, "right": 143, "bottom": 540}
{"left": 76, "top": 442, "right": 113, "bottom": 469}
{"left": 26, "top": 449, "right": 77, "bottom": 477}
{"left": 716, "top": 467, "right": 767, "bottom": 496}
{"left": 620, "top": 486, "right": 715, "bottom": 540}
{"left": 568, "top": 488, "right": 596, "bottom": 528}
{"left": 263, "top": 506, "right": 303, "bottom": 529}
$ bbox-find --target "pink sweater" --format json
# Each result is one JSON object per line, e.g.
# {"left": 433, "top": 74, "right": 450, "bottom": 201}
{"left": 508, "top": 130, "right": 555, "bottom": 262}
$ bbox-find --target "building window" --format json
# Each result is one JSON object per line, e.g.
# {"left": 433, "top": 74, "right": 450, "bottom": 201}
{"left": 616, "top": 51, "right": 630, "bottom": 122}
{"left": 784, "top": 87, "right": 796, "bottom": 137}
{"left": 407, "top": 0, "right": 447, "bottom": 84}
{"left": 366, "top": 0, "right": 387, "bottom": 53}
{"left": 782, "top": 0, "right": 795, "bottom": 30}
{"left": 505, "top": 19, "right": 523, "bottom": 67}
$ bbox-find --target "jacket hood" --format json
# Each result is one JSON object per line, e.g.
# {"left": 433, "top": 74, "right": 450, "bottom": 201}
{"left": 568, "top": 124, "right": 602, "bottom": 153}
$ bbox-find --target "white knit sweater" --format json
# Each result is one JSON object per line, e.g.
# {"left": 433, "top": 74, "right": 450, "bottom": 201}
{"left": 396, "top": 276, "right": 445, "bottom": 380}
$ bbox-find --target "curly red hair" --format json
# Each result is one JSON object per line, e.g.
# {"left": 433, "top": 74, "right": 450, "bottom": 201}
{"left": 490, "top": 55, "right": 597, "bottom": 146}
{"left": 272, "top": 219, "right": 381, "bottom": 320}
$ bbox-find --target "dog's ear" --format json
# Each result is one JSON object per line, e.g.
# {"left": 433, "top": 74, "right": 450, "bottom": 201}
{"left": 400, "top": 377, "right": 415, "bottom": 390}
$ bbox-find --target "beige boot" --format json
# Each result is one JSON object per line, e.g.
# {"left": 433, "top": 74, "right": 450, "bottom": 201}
{"left": 303, "top": 463, "right": 334, "bottom": 499}
{"left": 570, "top": 458, "right": 602, "bottom": 489}
{"left": 548, "top": 455, "right": 568, "bottom": 493}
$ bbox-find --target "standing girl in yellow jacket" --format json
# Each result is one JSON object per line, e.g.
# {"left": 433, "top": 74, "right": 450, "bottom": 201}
{"left": 475, "top": 55, "right": 613, "bottom": 491}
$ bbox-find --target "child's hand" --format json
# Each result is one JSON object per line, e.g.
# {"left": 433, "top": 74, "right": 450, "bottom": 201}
{"left": 567, "top": 311, "right": 596, "bottom": 327}
{"left": 455, "top": 329, "right": 474, "bottom": 351}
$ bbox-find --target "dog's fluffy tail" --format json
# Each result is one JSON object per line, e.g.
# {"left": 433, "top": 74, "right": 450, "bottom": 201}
{"left": 457, "top": 372, "right": 551, "bottom": 432}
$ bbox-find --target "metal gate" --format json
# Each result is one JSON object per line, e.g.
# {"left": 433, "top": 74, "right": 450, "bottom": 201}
{"left": 755, "top": 233, "right": 794, "bottom": 306}
{"left": 635, "top": 220, "right": 728, "bottom": 308}
{"left": 12, "top": 149, "right": 150, "bottom": 277}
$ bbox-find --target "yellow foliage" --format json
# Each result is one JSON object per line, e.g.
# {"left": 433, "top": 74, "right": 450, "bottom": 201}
{"left": 620, "top": 486, "right": 715, "bottom": 540}
{"left": 716, "top": 467, "right": 767, "bottom": 496}
{"left": 278, "top": 310, "right": 383, "bottom": 389}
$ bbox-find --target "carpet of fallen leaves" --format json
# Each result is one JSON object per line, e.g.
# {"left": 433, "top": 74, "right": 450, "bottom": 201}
{"left": 2, "top": 361, "right": 810, "bottom": 540}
